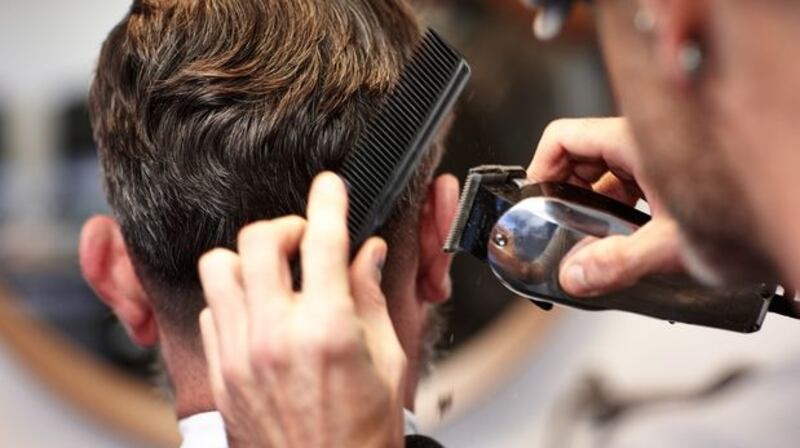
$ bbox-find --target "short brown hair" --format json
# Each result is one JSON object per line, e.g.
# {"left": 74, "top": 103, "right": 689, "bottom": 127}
{"left": 89, "top": 0, "right": 426, "bottom": 335}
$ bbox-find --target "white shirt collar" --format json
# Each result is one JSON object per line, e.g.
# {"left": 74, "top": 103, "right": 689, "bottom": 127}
{"left": 179, "top": 411, "right": 227, "bottom": 448}
{"left": 403, "top": 409, "right": 421, "bottom": 436}
{"left": 179, "top": 409, "right": 420, "bottom": 448}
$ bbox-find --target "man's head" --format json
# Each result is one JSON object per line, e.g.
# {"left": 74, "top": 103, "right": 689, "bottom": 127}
{"left": 80, "top": 0, "right": 458, "bottom": 411}
{"left": 592, "top": 0, "right": 800, "bottom": 285}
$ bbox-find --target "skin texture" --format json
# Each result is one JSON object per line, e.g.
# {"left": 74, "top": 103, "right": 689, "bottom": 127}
{"left": 194, "top": 172, "right": 460, "bottom": 446}
{"left": 198, "top": 173, "right": 406, "bottom": 447}
{"left": 527, "top": 117, "right": 685, "bottom": 296}
{"left": 533, "top": 0, "right": 800, "bottom": 295}
{"left": 589, "top": 0, "right": 783, "bottom": 284}
{"left": 80, "top": 172, "right": 459, "bottom": 423}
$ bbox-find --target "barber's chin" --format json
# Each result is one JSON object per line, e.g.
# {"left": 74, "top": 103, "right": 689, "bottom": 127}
{"left": 679, "top": 234, "right": 780, "bottom": 287}
{"left": 680, "top": 242, "right": 726, "bottom": 287}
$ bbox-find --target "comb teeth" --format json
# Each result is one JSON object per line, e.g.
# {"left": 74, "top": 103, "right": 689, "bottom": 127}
{"left": 341, "top": 29, "right": 471, "bottom": 249}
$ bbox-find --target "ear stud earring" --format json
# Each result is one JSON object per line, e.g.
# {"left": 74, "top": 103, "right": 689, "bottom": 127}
{"left": 678, "top": 41, "right": 704, "bottom": 77}
{"left": 634, "top": 9, "right": 704, "bottom": 80}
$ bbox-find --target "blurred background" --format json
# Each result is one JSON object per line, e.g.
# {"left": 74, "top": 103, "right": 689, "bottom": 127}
{"left": 2, "top": 0, "right": 800, "bottom": 447}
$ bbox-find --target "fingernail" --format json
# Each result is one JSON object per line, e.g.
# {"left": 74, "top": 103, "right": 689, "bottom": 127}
{"left": 564, "top": 263, "right": 589, "bottom": 294}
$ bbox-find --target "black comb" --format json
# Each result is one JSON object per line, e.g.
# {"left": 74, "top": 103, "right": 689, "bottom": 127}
{"left": 340, "top": 29, "right": 471, "bottom": 250}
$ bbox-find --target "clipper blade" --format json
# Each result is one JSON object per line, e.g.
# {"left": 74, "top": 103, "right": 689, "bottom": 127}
{"left": 443, "top": 166, "right": 527, "bottom": 259}
{"left": 443, "top": 171, "right": 482, "bottom": 253}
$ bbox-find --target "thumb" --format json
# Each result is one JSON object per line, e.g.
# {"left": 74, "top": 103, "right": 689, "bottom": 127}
{"left": 349, "top": 237, "right": 389, "bottom": 318}
{"left": 349, "top": 238, "right": 406, "bottom": 375}
{"left": 349, "top": 238, "right": 401, "bottom": 341}
{"left": 559, "top": 219, "right": 684, "bottom": 297}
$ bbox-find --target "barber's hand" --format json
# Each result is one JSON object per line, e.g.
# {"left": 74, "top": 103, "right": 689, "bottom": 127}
{"left": 198, "top": 173, "right": 406, "bottom": 448}
{"left": 529, "top": 117, "right": 685, "bottom": 296}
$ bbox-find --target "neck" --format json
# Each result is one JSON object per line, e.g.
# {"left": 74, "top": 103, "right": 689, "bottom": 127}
{"left": 160, "top": 334, "right": 215, "bottom": 419}
{"left": 158, "top": 292, "right": 426, "bottom": 418}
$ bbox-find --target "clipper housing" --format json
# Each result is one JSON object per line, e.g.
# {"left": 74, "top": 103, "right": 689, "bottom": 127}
{"left": 445, "top": 165, "right": 784, "bottom": 333}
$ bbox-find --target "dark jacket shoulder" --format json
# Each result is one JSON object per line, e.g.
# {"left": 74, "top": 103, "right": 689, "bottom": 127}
{"left": 405, "top": 434, "right": 445, "bottom": 448}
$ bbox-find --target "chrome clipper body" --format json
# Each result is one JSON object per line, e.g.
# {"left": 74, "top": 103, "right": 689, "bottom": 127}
{"left": 445, "top": 165, "right": 795, "bottom": 333}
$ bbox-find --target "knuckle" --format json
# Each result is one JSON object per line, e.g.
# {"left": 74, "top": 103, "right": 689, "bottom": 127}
{"left": 301, "top": 229, "right": 348, "bottom": 254}
{"left": 306, "top": 225, "right": 347, "bottom": 249}
{"left": 220, "top": 361, "right": 247, "bottom": 386}
{"left": 595, "top": 238, "right": 631, "bottom": 282}
{"left": 237, "top": 221, "right": 274, "bottom": 249}
{"left": 543, "top": 119, "right": 561, "bottom": 135}
{"left": 280, "top": 214, "right": 306, "bottom": 228}
{"left": 544, "top": 118, "right": 572, "bottom": 136}
{"left": 273, "top": 215, "right": 307, "bottom": 243}
{"left": 302, "top": 316, "right": 360, "bottom": 361}
{"left": 321, "top": 334, "right": 360, "bottom": 362}
{"left": 613, "top": 116, "right": 631, "bottom": 133}
{"left": 251, "top": 339, "right": 290, "bottom": 371}
{"left": 198, "top": 248, "right": 235, "bottom": 274}
{"left": 202, "top": 280, "right": 230, "bottom": 304}
{"left": 328, "top": 325, "right": 363, "bottom": 359}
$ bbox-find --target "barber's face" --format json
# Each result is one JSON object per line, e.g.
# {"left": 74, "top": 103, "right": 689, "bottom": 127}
{"left": 594, "top": 0, "right": 779, "bottom": 284}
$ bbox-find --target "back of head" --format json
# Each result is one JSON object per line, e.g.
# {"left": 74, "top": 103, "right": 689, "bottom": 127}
{"left": 89, "top": 0, "right": 425, "bottom": 336}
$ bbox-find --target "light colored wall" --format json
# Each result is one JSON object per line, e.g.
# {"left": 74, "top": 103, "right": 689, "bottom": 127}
{"left": 0, "top": 0, "right": 130, "bottom": 96}
{"left": 0, "top": 340, "right": 148, "bottom": 448}
{"left": 0, "top": 0, "right": 130, "bottom": 261}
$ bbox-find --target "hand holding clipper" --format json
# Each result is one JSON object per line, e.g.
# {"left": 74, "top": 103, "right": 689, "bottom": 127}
{"left": 527, "top": 118, "right": 683, "bottom": 297}
{"left": 445, "top": 118, "right": 795, "bottom": 333}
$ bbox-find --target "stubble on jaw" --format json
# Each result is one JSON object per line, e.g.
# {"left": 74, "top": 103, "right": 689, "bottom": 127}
{"left": 631, "top": 99, "right": 780, "bottom": 286}
{"left": 597, "top": 0, "right": 780, "bottom": 286}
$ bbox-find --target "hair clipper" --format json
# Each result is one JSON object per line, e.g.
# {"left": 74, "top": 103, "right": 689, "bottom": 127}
{"left": 444, "top": 165, "right": 797, "bottom": 333}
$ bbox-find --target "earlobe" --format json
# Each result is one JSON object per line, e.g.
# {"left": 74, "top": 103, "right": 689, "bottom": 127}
{"left": 652, "top": 0, "right": 708, "bottom": 88}
{"left": 657, "top": 24, "right": 695, "bottom": 88}
{"left": 416, "top": 174, "right": 460, "bottom": 304}
{"left": 79, "top": 216, "right": 159, "bottom": 347}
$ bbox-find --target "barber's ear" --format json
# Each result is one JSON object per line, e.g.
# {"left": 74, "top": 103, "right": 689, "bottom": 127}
{"left": 417, "top": 174, "right": 460, "bottom": 304}
{"left": 651, "top": 0, "right": 709, "bottom": 87}
{"left": 79, "top": 216, "right": 158, "bottom": 347}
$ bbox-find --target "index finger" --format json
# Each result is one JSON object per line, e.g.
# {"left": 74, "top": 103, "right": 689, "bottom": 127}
{"left": 301, "top": 172, "right": 352, "bottom": 304}
{"left": 528, "top": 117, "right": 637, "bottom": 183}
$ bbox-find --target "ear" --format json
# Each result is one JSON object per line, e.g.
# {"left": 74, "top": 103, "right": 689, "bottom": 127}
{"left": 416, "top": 174, "right": 460, "bottom": 304}
{"left": 651, "top": 0, "right": 710, "bottom": 87}
{"left": 79, "top": 216, "right": 159, "bottom": 347}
